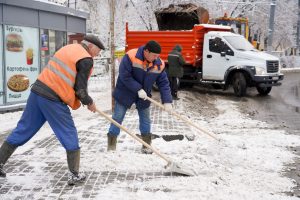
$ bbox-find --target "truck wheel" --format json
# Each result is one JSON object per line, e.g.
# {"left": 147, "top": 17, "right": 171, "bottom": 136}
{"left": 232, "top": 72, "right": 247, "bottom": 97}
{"left": 180, "top": 82, "right": 194, "bottom": 88}
{"left": 256, "top": 86, "right": 272, "bottom": 95}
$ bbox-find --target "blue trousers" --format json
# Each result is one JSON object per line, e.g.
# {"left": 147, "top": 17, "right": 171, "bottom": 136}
{"left": 108, "top": 100, "right": 151, "bottom": 136}
{"left": 6, "top": 92, "right": 79, "bottom": 151}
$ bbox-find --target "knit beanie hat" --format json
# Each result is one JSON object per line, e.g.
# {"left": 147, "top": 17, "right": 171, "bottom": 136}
{"left": 145, "top": 40, "right": 161, "bottom": 54}
{"left": 83, "top": 35, "right": 105, "bottom": 50}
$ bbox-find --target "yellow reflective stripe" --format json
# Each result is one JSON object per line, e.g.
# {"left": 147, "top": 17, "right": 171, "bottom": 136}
{"left": 50, "top": 57, "right": 76, "bottom": 78}
{"left": 132, "top": 63, "right": 163, "bottom": 73}
{"left": 148, "top": 70, "right": 161, "bottom": 74}
{"left": 168, "top": 54, "right": 179, "bottom": 57}
{"left": 46, "top": 64, "right": 74, "bottom": 87}
{"left": 132, "top": 63, "right": 145, "bottom": 70}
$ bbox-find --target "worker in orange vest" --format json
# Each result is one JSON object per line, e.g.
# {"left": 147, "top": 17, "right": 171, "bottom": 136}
{"left": 0, "top": 35, "right": 105, "bottom": 186}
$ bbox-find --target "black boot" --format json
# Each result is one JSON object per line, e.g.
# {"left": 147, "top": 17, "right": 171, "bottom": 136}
{"left": 107, "top": 133, "right": 117, "bottom": 151}
{"left": 172, "top": 92, "right": 180, "bottom": 100}
{"left": 0, "top": 141, "right": 17, "bottom": 177}
{"left": 172, "top": 96, "right": 180, "bottom": 100}
{"left": 141, "top": 134, "right": 153, "bottom": 154}
{"left": 67, "top": 149, "right": 86, "bottom": 186}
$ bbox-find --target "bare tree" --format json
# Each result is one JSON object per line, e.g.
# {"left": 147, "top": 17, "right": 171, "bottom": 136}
{"left": 77, "top": 0, "right": 297, "bottom": 51}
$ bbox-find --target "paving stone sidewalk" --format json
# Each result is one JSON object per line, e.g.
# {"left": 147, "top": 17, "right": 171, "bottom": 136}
{"left": 0, "top": 102, "right": 190, "bottom": 200}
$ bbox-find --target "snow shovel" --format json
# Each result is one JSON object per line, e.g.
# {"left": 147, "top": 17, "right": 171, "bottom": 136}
{"left": 95, "top": 108, "right": 195, "bottom": 176}
{"left": 136, "top": 133, "right": 185, "bottom": 142}
{"left": 145, "top": 96, "right": 220, "bottom": 141}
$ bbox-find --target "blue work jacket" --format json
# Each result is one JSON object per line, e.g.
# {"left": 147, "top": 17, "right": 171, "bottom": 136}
{"left": 113, "top": 46, "right": 172, "bottom": 109}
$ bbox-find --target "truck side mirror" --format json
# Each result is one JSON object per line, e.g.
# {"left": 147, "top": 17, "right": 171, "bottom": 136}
{"left": 227, "top": 49, "right": 234, "bottom": 56}
{"left": 220, "top": 52, "right": 226, "bottom": 57}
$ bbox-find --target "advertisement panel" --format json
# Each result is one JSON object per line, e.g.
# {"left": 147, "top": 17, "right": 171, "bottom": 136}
{"left": 0, "top": 26, "right": 3, "bottom": 105}
{"left": 4, "top": 25, "right": 39, "bottom": 103}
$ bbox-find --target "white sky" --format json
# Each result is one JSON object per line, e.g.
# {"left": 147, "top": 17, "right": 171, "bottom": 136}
{"left": 0, "top": 73, "right": 299, "bottom": 200}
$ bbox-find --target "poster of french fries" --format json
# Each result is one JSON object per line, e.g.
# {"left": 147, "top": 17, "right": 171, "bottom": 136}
{"left": 4, "top": 25, "right": 39, "bottom": 103}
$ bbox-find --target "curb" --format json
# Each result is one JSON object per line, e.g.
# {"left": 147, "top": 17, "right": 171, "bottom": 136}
{"left": 281, "top": 68, "right": 300, "bottom": 73}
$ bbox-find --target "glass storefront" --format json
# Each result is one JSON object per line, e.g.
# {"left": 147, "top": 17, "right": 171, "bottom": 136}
{"left": 40, "top": 29, "right": 67, "bottom": 69}
{"left": 0, "top": 26, "right": 3, "bottom": 105}
{"left": 4, "top": 25, "right": 39, "bottom": 103}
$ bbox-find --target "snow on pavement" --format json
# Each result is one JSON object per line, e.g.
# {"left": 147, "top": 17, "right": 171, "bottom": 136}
{"left": 0, "top": 77, "right": 299, "bottom": 199}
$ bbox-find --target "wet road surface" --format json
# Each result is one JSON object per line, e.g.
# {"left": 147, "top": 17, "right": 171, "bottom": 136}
{"left": 190, "top": 71, "right": 300, "bottom": 197}
{"left": 241, "top": 71, "right": 300, "bottom": 198}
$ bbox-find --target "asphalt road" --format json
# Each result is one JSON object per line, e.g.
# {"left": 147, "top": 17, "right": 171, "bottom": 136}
{"left": 245, "top": 71, "right": 300, "bottom": 134}
{"left": 191, "top": 71, "right": 300, "bottom": 133}
{"left": 191, "top": 71, "right": 300, "bottom": 197}
{"left": 241, "top": 71, "right": 300, "bottom": 198}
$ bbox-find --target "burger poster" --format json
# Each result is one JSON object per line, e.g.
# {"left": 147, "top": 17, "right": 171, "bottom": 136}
{"left": 4, "top": 25, "right": 39, "bottom": 103}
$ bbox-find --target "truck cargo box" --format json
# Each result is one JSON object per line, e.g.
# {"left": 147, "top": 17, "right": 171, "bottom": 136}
{"left": 126, "top": 23, "right": 231, "bottom": 67}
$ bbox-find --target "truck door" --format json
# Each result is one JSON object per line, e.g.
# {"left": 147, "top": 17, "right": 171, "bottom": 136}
{"left": 203, "top": 37, "right": 234, "bottom": 80}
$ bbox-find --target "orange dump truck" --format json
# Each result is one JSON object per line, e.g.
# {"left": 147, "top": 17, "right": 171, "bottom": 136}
{"left": 125, "top": 23, "right": 284, "bottom": 97}
{"left": 126, "top": 23, "right": 229, "bottom": 68}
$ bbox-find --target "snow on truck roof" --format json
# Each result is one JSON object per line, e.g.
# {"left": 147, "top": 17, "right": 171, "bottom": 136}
{"left": 198, "top": 24, "right": 232, "bottom": 30}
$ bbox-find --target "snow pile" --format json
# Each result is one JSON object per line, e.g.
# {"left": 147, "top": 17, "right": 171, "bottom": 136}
{"left": 91, "top": 97, "right": 300, "bottom": 200}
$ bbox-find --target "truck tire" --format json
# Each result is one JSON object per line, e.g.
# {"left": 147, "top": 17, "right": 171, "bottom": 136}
{"left": 256, "top": 86, "right": 272, "bottom": 95}
{"left": 232, "top": 72, "right": 247, "bottom": 97}
{"left": 180, "top": 82, "right": 194, "bottom": 88}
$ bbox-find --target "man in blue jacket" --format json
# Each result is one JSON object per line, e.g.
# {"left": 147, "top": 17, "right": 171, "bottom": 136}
{"left": 107, "top": 40, "right": 172, "bottom": 154}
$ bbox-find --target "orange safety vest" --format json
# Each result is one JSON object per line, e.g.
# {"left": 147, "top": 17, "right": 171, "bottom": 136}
{"left": 38, "top": 44, "right": 92, "bottom": 110}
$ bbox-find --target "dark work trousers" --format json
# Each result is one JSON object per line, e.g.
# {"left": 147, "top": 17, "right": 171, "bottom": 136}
{"left": 169, "top": 77, "right": 179, "bottom": 97}
{"left": 6, "top": 92, "right": 80, "bottom": 151}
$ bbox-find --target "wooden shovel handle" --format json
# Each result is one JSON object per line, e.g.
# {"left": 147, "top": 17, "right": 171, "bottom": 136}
{"left": 96, "top": 108, "right": 172, "bottom": 164}
{"left": 145, "top": 96, "right": 219, "bottom": 141}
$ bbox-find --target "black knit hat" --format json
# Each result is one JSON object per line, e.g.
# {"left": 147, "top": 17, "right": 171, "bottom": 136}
{"left": 83, "top": 35, "right": 105, "bottom": 50}
{"left": 145, "top": 40, "right": 161, "bottom": 54}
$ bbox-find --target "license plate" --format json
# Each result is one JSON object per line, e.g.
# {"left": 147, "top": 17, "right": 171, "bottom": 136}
{"left": 272, "top": 76, "right": 279, "bottom": 80}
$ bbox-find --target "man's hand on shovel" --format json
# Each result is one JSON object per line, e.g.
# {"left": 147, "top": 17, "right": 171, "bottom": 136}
{"left": 88, "top": 102, "right": 96, "bottom": 113}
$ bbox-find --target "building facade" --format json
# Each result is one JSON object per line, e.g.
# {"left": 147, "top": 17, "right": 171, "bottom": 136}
{"left": 0, "top": 0, "right": 88, "bottom": 111}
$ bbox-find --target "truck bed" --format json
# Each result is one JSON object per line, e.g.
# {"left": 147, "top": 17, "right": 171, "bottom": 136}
{"left": 125, "top": 23, "right": 230, "bottom": 67}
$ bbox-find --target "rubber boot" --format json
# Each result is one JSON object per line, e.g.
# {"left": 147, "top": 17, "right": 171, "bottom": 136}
{"left": 66, "top": 149, "right": 86, "bottom": 186}
{"left": 141, "top": 134, "right": 153, "bottom": 154}
{"left": 107, "top": 133, "right": 117, "bottom": 151}
{"left": 173, "top": 92, "right": 180, "bottom": 100}
{"left": 0, "top": 141, "right": 17, "bottom": 177}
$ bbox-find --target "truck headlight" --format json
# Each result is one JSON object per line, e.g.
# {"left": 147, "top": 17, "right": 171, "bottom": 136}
{"left": 255, "top": 67, "right": 266, "bottom": 75}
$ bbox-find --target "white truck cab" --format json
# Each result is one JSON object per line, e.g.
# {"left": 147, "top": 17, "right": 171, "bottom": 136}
{"left": 202, "top": 31, "right": 284, "bottom": 96}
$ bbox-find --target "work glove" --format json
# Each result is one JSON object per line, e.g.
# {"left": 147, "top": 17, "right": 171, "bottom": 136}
{"left": 163, "top": 103, "right": 173, "bottom": 111}
{"left": 138, "top": 89, "right": 148, "bottom": 100}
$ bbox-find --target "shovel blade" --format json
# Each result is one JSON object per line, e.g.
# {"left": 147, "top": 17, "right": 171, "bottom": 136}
{"left": 165, "top": 162, "right": 195, "bottom": 176}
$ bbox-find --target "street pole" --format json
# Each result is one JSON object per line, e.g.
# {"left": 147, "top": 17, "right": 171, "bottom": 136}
{"left": 110, "top": 0, "right": 115, "bottom": 111}
{"left": 267, "top": 0, "right": 276, "bottom": 52}
{"left": 297, "top": 0, "right": 300, "bottom": 51}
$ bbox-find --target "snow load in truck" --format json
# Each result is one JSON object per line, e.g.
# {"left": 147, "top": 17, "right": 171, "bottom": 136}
{"left": 155, "top": 3, "right": 209, "bottom": 30}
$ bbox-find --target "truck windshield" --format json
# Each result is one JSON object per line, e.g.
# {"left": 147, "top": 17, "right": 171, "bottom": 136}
{"left": 224, "top": 36, "right": 256, "bottom": 51}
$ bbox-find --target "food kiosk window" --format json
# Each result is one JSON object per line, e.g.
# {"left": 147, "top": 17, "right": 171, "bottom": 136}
{"left": 4, "top": 25, "right": 39, "bottom": 103}
{"left": 40, "top": 29, "right": 67, "bottom": 69}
